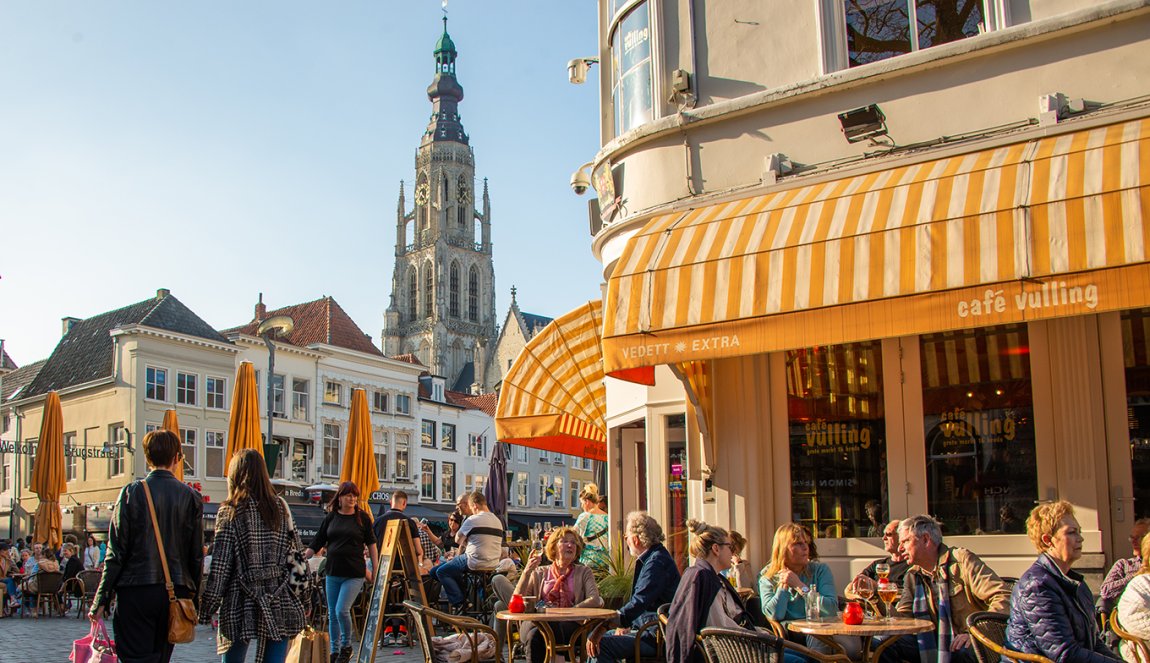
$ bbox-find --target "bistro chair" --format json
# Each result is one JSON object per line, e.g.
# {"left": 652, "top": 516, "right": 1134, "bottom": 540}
{"left": 966, "top": 611, "right": 1054, "bottom": 663}
{"left": 632, "top": 611, "right": 668, "bottom": 662}
{"left": 699, "top": 627, "right": 785, "bottom": 663}
{"left": 1112, "top": 610, "right": 1150, "bottom": 663}
{"left": 404, "top": 599, "right": 502, "bottom": 663}
{"left": 75, "top": 569, "right": 102, "bottom": 619}
{"left": 763, "top": 617, "right": 851, "bottom": 663}
{"left": 19, "top": 571, "right": 65, "bottom": 618}
{"left": 60, "top": 576, "right": 85, "bottom": 617}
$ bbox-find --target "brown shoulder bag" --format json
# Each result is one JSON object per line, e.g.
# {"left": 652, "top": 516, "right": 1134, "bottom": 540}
{"left": 141, "top": 479, "right": 198, "bottom": 644}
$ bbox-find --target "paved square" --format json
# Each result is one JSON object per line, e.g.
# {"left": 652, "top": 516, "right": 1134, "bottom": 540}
{"left": 0, "top": 616, "right": 427, "bottom": 663}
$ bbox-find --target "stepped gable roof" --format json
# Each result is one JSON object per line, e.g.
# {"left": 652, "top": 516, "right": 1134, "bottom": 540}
{"left": 1, "top": 348, "right": 16, "bottom": 370}
{"left": 520, "top": 312, "right": 553, "bottom": 338}
{"left": 3, "top": 359, "right": 47, "bottom": 401}
{"left": 24, "top": 292, "right": 228, "bottom": 399}
{"left": 447, "top": 390, "right": 497, "bottom": 417}
{"left": 224, "top": 296, "right": 383, "bottom": 357}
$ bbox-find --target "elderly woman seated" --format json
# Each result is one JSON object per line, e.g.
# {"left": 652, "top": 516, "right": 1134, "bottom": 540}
{"left": 512, "top": 525, "right": 603, "bottom": 663}
{"left": 1006, "top": 500, "right": 1121, "bottom": 663}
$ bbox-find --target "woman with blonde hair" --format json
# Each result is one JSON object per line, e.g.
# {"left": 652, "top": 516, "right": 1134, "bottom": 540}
{"left": 665, "top": 519, "right": 752, "bottom": 663}
{"left": 1116, "top": 534, "right": 1150, "bottom": 662}
{"left": 513, "top": 525, "right": 603, "bottom": 663}
{"left": 574, "top": 483, "right": 610, "bottom": 572}
{"left": 721, "top": 531, "right": 757, "bottom": 595}
{"left": 758, "top": 523, "right": 836, "bottom": 623}
{"left": 200, "top": 449, "right": 306, "bottom": 663}
{"left": 1006, "top": 501, "right": 1119, "bottom": 663}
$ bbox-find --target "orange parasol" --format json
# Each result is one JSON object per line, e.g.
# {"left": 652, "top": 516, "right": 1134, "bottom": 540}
{"left": 162, "top": 409, "right": 184, "bottom": 481}
{"left": 340, "top": 388, "right": 379, "bottom": 512}
{"left": 31, "top": 391, "right": 67, "bottom": 548}
{"left": 225, "top": 361, "right": 263, "bottom": 466}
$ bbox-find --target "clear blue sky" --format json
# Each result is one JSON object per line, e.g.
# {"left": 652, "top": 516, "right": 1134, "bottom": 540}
{"left": 0, "top": 1, "right": 605, "bottom": 365}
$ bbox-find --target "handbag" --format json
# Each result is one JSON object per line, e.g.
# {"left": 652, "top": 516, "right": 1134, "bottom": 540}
{"left": 141, "top": 479, "right": 198, "bottom": 644}
{"left": 71, "top": 618, "right": 118, "bottom": 663}
{"left": 283, "top": 500, "right": 313, "bottom": 599}
{"left": 286, "top": 625, "right": 330, "bottom": 663}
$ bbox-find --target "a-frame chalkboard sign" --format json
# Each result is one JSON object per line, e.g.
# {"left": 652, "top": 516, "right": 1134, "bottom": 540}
{"left": 356, "top": 518, "right": 430, "bottom": 663}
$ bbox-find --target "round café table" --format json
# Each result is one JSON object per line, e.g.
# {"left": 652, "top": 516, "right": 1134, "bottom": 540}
{"left": 787, "top": 617, "right": 934, "bottom": 663}
{"left": 497, "top": 607, "right": 618, "bottom": 662}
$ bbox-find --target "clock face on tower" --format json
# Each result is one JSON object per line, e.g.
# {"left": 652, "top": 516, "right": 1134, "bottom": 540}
{"left": 415, "top": 182, "right": 430, "bottom": 205}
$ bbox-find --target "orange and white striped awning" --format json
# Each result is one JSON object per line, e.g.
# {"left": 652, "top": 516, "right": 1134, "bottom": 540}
{"left": 604, "top": 117, "right": 1150, "bottom": 372}
{"left": 497, "top": 300, "right": 648, "bottom": 461}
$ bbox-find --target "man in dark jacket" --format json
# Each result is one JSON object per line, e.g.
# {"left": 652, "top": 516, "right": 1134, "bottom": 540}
{"left": 587, "top": 511, "right": 681, "bottom": 663}
{"left": 91, "top": 430, "right": 203, "bottom": 663}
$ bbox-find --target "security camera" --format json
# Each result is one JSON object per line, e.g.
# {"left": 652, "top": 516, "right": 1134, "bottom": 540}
{"left": 570, "top": 169, "right": 591, "bottom": 195}
{"left": 567, "top": 57, "right": 598, "bottom": 85}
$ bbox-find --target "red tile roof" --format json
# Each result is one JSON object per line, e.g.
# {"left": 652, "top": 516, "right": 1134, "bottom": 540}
{"left": 390, "top": 354, "right": 424, "bottom": 366}
{"left": 447, "top": 391, "right": 498, "bottom": 416}
{"left": 223, "top": 296, "right": 383, "bottom": 356}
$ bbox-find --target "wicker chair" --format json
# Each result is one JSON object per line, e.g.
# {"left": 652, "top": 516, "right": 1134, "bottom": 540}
{"left": 404, "top": 599, "right": 502, "bottom": 663}
{"left": 763, "top": 617, "right": 851, "bottom": 663}
{"left": 699, "top": 627, "right": 786, "bottom": 663}
{"left": 632, "top": 608, "right": 670, "bottom": 662}
{"left": 1112, "top": 610, "right": 1150, "bottom": 663}
{"left": 966, "top": 611, "right": 1054, "bottom": 663}
{"left": 75, "top": 569, "right": 102, "bottom": 619}
{"left": 20, "top": 571, "right": 65, "bottom": 618}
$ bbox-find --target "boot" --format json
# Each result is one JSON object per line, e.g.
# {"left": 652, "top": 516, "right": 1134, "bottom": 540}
{"left": 337, "top": 645, "right": 353, "bottom": 663}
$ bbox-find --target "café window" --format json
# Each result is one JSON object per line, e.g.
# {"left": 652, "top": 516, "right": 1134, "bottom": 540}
{"left": 787, "top": 341, "right": 887, "bottom": 539}
{"left": 1121, "top": 308, "right": 1150, "bottom": 519}
{"left": 610, "top": 1, "right": 653, "bottom": 136}
{"left": 920, "top": 324, "right": 1037, "bottom": 535}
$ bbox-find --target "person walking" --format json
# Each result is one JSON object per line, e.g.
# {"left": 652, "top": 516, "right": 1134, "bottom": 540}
{"left": 304, "top": 481, "right": 378, "bottom": 663}
{"left": 199, "top": 449, "right": 306, "bottom": 663}
{"left": 90, "top": 430, "right": 204, "bottom": 663}
{"left": 573, "top": 483, "right": 610, "bottom": 573}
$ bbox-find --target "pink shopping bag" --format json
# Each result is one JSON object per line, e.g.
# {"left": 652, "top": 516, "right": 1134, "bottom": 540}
{"left": 71, "top": 618, "right": 118, "bottom": 663}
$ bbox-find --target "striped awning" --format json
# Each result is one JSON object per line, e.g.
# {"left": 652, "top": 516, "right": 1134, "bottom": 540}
{"left": 496, "top": 300, "right": 653, "bottom": 461}
{"left": 603, "top": 117, "right": 1150, "bottom": 372}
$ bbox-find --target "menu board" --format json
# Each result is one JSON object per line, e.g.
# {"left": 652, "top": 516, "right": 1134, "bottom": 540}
{"left": 356, "top": 519, "right": 428, "bottom": 663}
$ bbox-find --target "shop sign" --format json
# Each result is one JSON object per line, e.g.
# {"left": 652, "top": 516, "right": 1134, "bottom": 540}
{"left": 935, "top": 407, "right": 1019, "bottom": 448}
{"left": 802, "top": 420, "right": 875, "bottom": 455}
{"left": 0, "top": 440, "right": 115, "bottom": 458}
{"left": 670, "top": 463, "right": 683, "bottom": 477}
{"left": 668, "top": 481, "right": 684, "bottom": 492}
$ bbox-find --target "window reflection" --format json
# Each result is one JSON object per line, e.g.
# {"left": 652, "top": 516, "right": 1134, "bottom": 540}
{"left": 921, "top": 324, "right": 1036, "bottom": 535}
{"left": 1121, "top": 309, "right": 1150, "bottom": 519}
{"left": 787, "top": 341, "right": 887, "bottom": 539}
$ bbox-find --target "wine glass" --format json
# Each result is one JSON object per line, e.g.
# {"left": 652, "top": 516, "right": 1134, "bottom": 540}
{"left": 853, "top": 576, "right": 876, "bottom": 619}
{"left": 875, "top": 562, "right": 891, "bottom": 582}
{"left": 877, "top": 580, "right": 900, "bottom": 622}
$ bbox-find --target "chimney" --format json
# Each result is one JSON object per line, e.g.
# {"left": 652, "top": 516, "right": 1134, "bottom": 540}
{"left": 156, "top": 288, "right": 170, "bottom": 299}
{"left": 470, "top": 382, "right": 481, "bottom": 395}
{"left": 61, "top": 317, "right": 81, "bottom": 337}
{"left": 255, "top": 292, "right": 267, "bottom": 322}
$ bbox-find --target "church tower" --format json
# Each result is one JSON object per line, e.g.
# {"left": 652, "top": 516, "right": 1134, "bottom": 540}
{"left": 383, "top": 18, "right": 496, "bottom": 390}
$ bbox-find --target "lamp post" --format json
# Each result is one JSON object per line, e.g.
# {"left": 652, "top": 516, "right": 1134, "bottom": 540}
{"left": 256, "top": 315, "right": 294, "bottom": 478}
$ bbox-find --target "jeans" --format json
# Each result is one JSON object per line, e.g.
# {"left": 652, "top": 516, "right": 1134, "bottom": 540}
{"left": 221, "top": 638, "right": 289, "bottom": 663}
{"left": 589, "top": 631, "right": 659, "bottom": 663}
{"left": 429, "top": 555, "right": 469, "bottom": 606}
{"left": 878, "top": 634, "right": 978, "bottom": 663}
{"left": 326, "top": 575, "right": 365, "bottom": 653}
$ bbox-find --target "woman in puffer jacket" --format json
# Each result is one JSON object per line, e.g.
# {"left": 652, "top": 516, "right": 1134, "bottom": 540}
{"left": 1006, "top": 501, "right": 1120, "bottom": 663}
{"left": 1116, "top": 534, "right": 1150, "bottom": 662}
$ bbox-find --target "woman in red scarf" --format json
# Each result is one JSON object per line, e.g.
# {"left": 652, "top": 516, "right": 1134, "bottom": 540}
{"left": 513, "top": 526, "right": 603, "bottom": 663}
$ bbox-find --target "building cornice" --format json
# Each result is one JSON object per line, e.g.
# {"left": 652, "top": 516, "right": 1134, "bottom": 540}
{"left": 112, "top": 324, "right": 238, "bottom": 353}
{"left": 312, "top": 344, "right": 426, "bottom": 374}
{"left": 2, "top": 376, "right": 117, "bottom": 410}
{"left": 227, "top": 333, "right": 326, "bottom": 359}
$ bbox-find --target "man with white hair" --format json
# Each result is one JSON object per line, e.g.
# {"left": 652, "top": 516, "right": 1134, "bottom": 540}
{"left": 881, "top": 515, "right": 1010, "bottom": 663}
{"left": 586, "top": 511, "right": 680, "bottom": 663}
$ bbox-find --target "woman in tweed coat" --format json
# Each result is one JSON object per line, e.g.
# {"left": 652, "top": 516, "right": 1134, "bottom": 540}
{"left": 200, "top": 450, "right": 306, "bottom": 663}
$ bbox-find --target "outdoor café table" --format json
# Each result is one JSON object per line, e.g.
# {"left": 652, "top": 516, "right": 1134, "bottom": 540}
{"left": 787, "top": 617, "right": 934, "bottom": 663}
{"left": 497, "top": 607, "right": 618, "bottom": 662}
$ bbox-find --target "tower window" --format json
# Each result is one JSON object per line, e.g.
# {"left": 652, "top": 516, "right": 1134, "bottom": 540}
{"left": 468, "top": 266, "right": 479, "bottom": 322}
{"left": 458, "top": 205, "right": 467, "bottom": 227}
{"left": 408, "top": 270, "right": 418, "bottom": 323}
{"left": 423, "top": 264, "right": 434, "bottom": 318}
{"left": 449, "top": 262, "right": 461, "bottom": 318}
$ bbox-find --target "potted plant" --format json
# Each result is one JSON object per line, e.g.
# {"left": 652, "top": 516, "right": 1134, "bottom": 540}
{"left": 596, "top": 541, "right": 635, "bottom": 610}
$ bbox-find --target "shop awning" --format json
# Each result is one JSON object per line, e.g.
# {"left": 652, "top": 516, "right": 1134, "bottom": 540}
{"left": 603, "top": 117, "right": 1150, "bottom": 371}
{"left": 495, "top": 300, "right": 653, "bottom": 461}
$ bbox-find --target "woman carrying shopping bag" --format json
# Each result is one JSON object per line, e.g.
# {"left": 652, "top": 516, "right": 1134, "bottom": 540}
{"left": 200, "top": 449, "right": 306, "bottom": 663}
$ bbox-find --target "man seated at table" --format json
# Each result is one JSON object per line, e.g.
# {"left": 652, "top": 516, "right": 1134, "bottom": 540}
{"left": 881, "top": 515, "right": 1011, "bottom": 663}
{"left": 846, "top": 519, "right": 910, "bottom": 612}
{"left": 586, "top": 511, "right": 681, "bottom": 663}
{"left": 430, "top": 491, "right": 503, "bottom": 612}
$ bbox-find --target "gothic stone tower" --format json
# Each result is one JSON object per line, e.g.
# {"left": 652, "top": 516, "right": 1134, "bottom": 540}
{"left": 383, "top": 19, "right": 496, "bottom": 389}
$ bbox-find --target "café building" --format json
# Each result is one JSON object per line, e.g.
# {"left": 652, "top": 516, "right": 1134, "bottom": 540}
{"left": 500, "top": 0, "right": 1150, "bottom": 582}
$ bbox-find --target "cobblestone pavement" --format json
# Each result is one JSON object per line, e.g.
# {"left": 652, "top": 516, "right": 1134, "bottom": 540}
{"left": 0, "top": 615, "right": 428, "bottom": 663}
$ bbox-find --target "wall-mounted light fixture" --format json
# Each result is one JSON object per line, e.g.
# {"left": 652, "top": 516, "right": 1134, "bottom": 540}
{"left": 837, "top": 104, "right": 888, "bottom": 144}
{"left": 567, "top": 58, "right": 598, "bottom": 85}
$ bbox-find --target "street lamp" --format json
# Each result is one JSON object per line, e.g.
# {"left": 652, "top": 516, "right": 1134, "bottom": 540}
{"left": 257, "top": 314, "right": 294, "bottom": 477}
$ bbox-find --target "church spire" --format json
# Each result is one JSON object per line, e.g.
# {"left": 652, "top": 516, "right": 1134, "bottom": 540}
{"left": 425, "top": 16, "right": 467, "bottom": 145}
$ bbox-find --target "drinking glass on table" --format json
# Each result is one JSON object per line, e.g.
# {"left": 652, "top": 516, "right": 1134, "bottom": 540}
{"left": 875, "top": 562, "right": 891, "bottom": 581}
{"left": 852, "top": 576, "right": 877, "bottom": 618}
{"left": 877, "top": 580, "right": 900, "bottom": 622}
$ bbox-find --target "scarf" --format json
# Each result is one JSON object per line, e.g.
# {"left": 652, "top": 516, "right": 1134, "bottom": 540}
{"left": 913, "top": 561, "right": 952, "bottom": 663}
{"left": 543, "top": 563, "right": 575, "bottom": 607}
